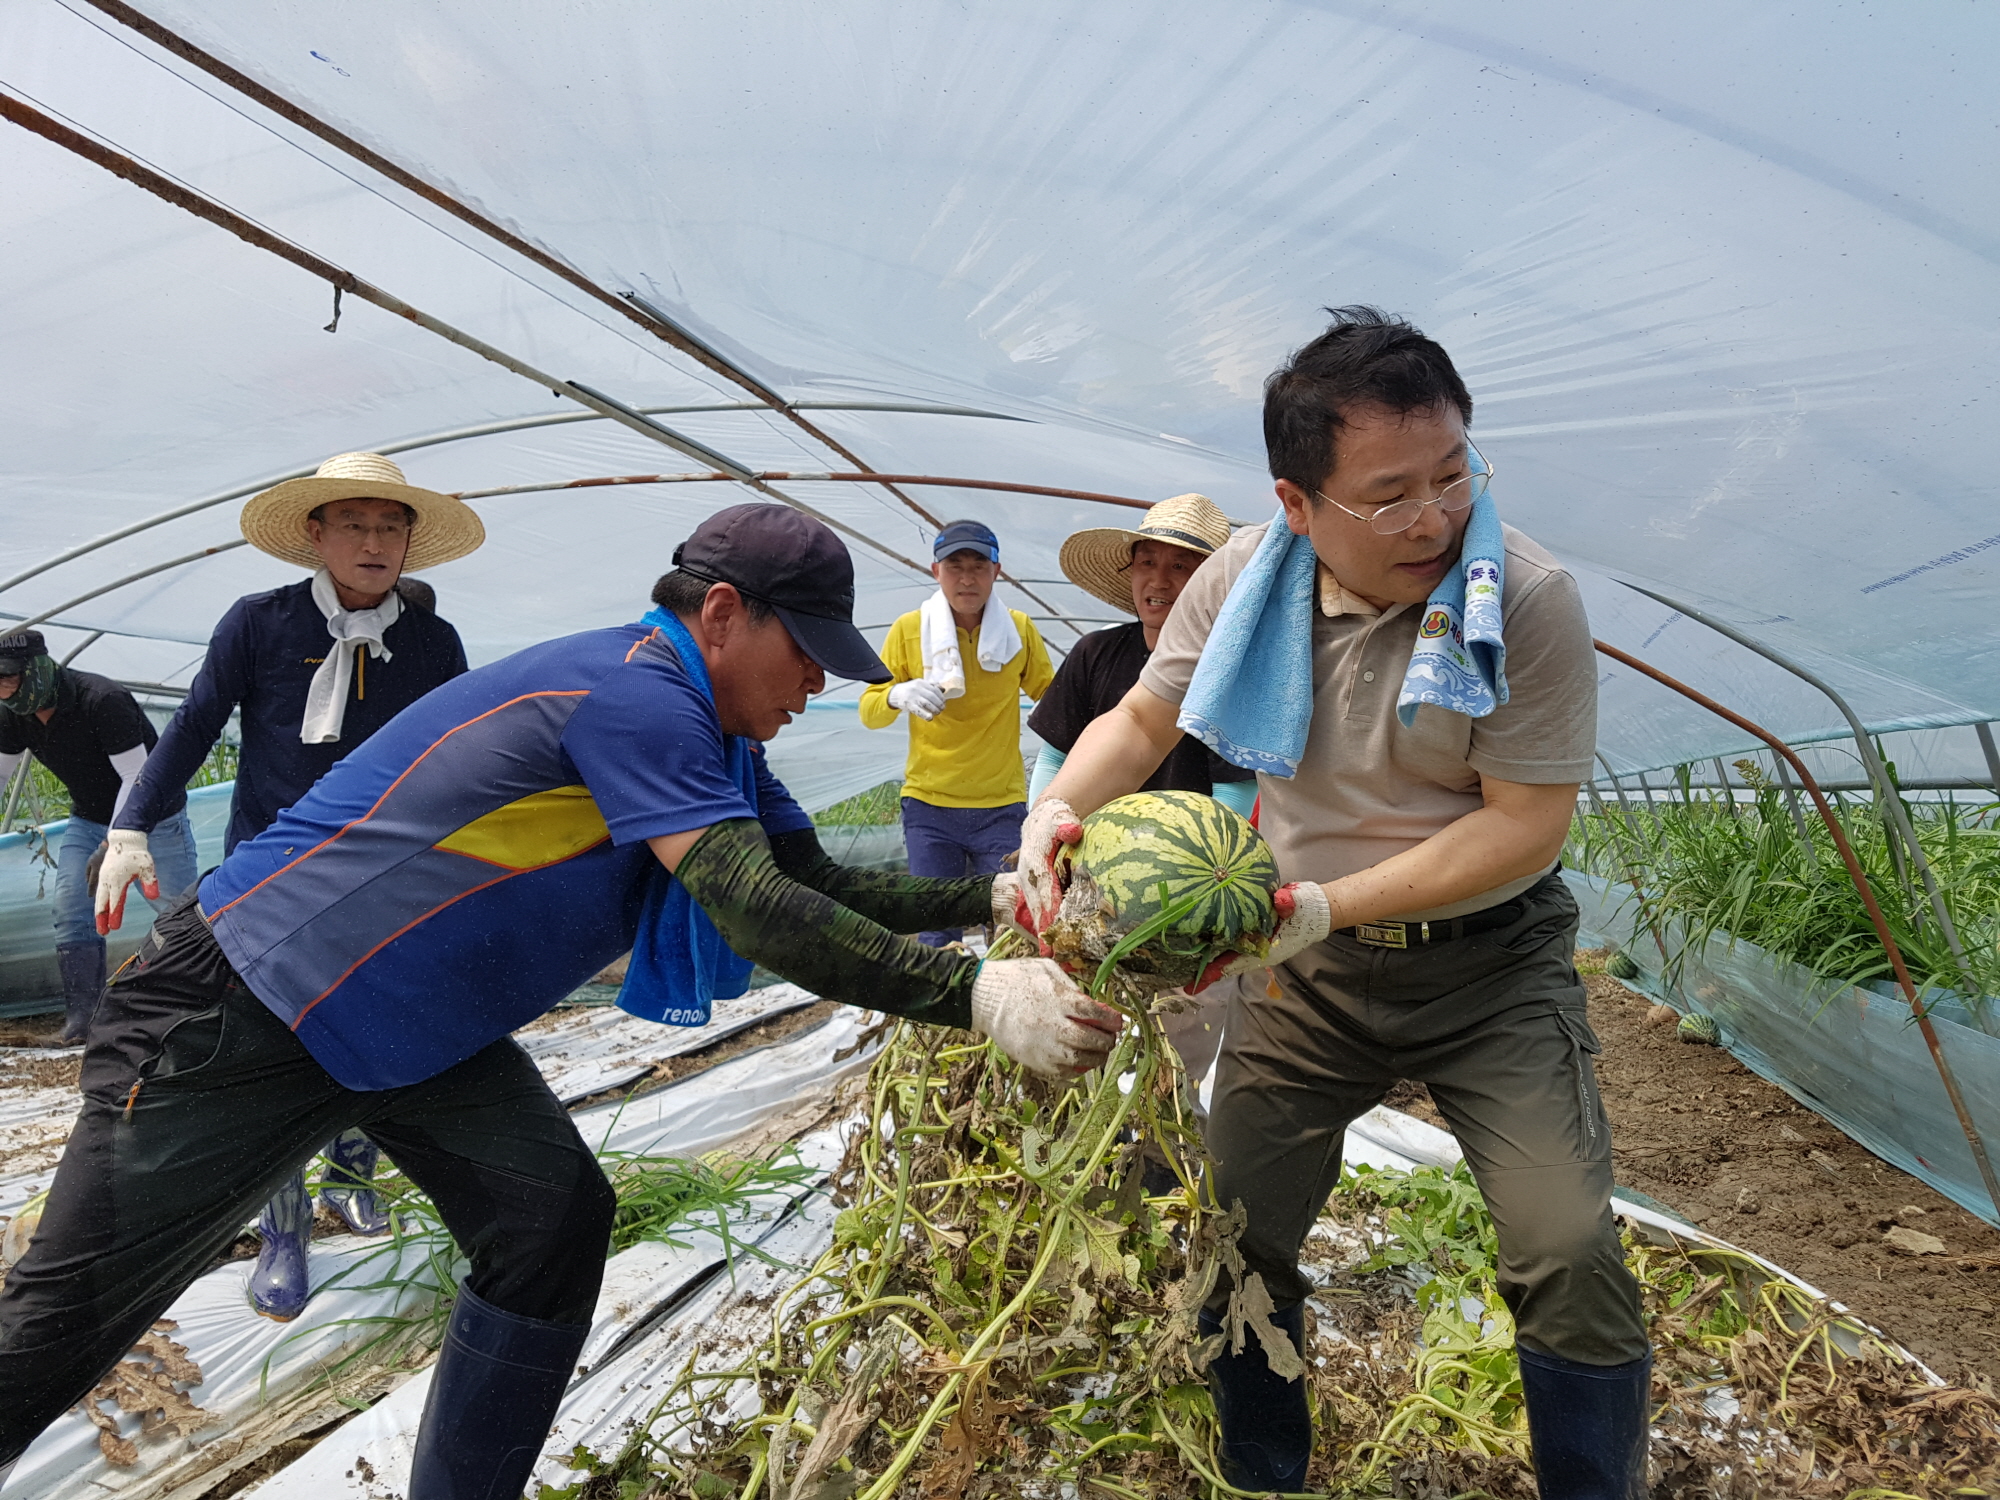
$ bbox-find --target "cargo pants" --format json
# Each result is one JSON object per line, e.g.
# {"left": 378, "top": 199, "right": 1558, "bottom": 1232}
{"left": 1204, "top": 872, "right": 1648, "bottom": 1366}
{"left": 0, "top": 897, "right": 617, "bottom": 1469}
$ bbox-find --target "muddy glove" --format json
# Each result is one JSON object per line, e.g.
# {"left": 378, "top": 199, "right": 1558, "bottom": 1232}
{"left": 93, "top": 828, "right": 158, "bottom": 934}
{"left": 971, "top": 956, "right": 1124, "bottom": 1077}
{"left": 887, "top": 679, "right": 948, "bottom": 721}
{"left": 990, "top": 872, "right": 1035, "bottom": 940}
{"left": 1018, "top": 796, "right": 1083, "bottom": 933}
{"left": 1188, "top": 881, "right": 1333, "bottom": 993}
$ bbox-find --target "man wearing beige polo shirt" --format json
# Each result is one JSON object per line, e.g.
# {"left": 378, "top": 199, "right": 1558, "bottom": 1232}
{"left": 1020, "top": 309, "right": 1647, "bottom": 1498}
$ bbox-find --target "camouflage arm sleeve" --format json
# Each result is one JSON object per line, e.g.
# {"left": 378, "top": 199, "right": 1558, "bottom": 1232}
{"left": 673, "top": 819, "right": 976, "bottom": 1029}
{"left": 766, "top": 826, "right": 995, "bottom": 935}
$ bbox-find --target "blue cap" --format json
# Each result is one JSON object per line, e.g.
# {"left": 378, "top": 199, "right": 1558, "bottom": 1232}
{"left": 933, "top": 519, "right": 999, "bottom": 563}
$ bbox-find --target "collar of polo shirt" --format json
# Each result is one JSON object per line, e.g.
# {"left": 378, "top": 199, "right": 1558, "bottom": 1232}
{"left": 1317, "top": 564, "right": 1385, "bottom": 620}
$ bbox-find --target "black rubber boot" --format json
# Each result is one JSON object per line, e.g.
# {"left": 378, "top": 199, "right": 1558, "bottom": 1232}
{"left": 54, "top": 940, "right": 105, "bottom": 1045}
{"left": 408, "top": 1284, "right": 588, "bottom": 1500}
{"left": 1518, "top": 1344, "right": 1652, "bottom": 1500}
{"left": 1199, "top": 1303, "right": 1311, "bottom": 1494}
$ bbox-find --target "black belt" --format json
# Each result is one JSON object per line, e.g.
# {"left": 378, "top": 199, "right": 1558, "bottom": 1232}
{"left": 1340, "top": 894, "right": 1530, "bottom": 950}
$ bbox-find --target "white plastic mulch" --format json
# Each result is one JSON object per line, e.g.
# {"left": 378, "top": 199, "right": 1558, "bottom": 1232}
{"left": 7, "top": 1025, "right": 1932, "bottom": 1500}
{"left": 1, "top": 1003, "right": 873, "bottom": 1500}
{"left": 0, "top": 983, "right": 819, "bottom": 1221}
{"left": 253, "top": 1128, "right": 853, "bottom": 1499}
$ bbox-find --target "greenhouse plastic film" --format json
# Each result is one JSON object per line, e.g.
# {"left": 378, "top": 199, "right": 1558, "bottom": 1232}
{"left": 6, "top": 1, "right": 2000, "bottom": 778}
{"left": 1565, "top": 869, "right": 2000, "bottom": 1228}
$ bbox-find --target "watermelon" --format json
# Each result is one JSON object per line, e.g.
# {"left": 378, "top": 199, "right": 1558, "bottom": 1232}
{"left": 1043, "top": 790, "right": 1281, "bottom": 995}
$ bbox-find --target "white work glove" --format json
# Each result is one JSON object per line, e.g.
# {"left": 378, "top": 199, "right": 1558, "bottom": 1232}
{"left": 970, "top": 957, "right": 1124, "bottom": 1077}
{"left": 887, "top": 679, "right": 948, "bottom": 721}
{"left": 990, "top": 871, "right": 1035, "bottom": 940}
{"left": 1188, "top": 881, "right": 1333, "bottom": 992}
{"left": 1018, "top": 796, "right": 1083, "bottom": 933}
{"left": 94, "top": 829, "right": 158, "bottom": 935}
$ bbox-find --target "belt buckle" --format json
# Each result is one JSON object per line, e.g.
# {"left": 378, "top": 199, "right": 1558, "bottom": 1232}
{"left": 1354, "top": 921, "right": 1408, "bottom": 949}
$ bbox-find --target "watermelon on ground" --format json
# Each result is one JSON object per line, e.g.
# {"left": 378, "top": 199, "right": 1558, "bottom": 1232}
{"left": 1044, "top": 790, "right": 1281, "bottom": 994}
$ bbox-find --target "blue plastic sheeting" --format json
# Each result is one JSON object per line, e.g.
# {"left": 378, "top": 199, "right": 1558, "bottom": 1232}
{"left": 1565, "top": 870, "right": 2000, "bottom": 1229}
{"left": 0, "top": 783, "right": 232, "bottom": 1009}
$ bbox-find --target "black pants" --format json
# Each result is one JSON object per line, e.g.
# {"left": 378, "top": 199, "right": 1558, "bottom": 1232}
{"left": 1206, "top": 873, "right": 1649, "bottom": 1367}
{"left": 0, "top": 898, "right": 617, "bottom": 1466}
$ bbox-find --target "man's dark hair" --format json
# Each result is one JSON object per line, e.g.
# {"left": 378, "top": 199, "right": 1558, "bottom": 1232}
{"left": 651, "top": 568, "right": 777, "bottom": 624}
{"left": 1263, "top": 306, "right": 1472, "bottom": 492}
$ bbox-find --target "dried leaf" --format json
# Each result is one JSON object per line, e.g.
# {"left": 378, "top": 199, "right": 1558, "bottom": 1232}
{"left": 1227, "top": 1272, "right": 1305, "bottom": 1382}
{"left": 787, "top": 1335, "right": 894, "bottom": 1500}
{"left": 917, "top": 1361, "right": 1026, "bottom": 1499}
{"left": 71, "top": 1323, "right": 211, "bottom": 1465}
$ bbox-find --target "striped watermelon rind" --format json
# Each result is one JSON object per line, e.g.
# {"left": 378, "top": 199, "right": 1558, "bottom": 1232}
{"left": 1048, "top": 790, "right": 1281, "bottom": 991}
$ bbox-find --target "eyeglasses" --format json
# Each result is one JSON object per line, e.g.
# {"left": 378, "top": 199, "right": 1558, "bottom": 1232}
{"left": 325, "top": 519, "right": 412, "bottom": 543}
{"left": 1313, "top": 445, "right": 1493, "bottom": 535}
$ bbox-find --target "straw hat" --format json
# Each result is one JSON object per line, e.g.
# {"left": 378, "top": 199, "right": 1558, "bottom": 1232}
{"left": 1058, "top": 493, "right": 1233, "bottom": 614}
{"left": 239, "top": 452, "right": 486, "bottom": 572}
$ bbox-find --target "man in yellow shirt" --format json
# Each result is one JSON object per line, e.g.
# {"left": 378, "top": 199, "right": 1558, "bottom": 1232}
{"left": 861, "top": 520, "right": 1054, "bottom": 944}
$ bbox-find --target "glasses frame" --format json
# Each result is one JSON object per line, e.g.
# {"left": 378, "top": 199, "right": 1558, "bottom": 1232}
{"left": 1311, "top": 441, "right": 1493, "bottom": 535}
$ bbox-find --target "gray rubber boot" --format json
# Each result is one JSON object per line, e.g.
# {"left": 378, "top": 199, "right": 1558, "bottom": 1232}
{"left": 55, "top": 940, "right": 105, "bottom": 1045}
{"left": 320, "top": 1130, "right": 391, "bottom": 1235}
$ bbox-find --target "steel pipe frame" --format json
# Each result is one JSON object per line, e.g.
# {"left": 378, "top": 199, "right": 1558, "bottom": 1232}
{"left": 10, "top": 542, "right": 250, "bottom": 638}
{"left": 452, "top": 471, "right": 1154, "bottom": 511}
{"left": 64, "top": 1, "right": 1086, "bottom": 635}
{"left": 3, "top": 88, "right": 978, "bottom": 585}
{"left": 1, "top": 466, "right": 1152, "bottom": 646}
{"left": 1978, "top": 723, "right": 2000, "bottom": 794}
{"left": 0, "top": 401, "right": 1020, "bottom": 606}
{"left": 79, "top": 1, "right": 953, "bottom": 523}
{"left": 1618, "top": 582, "right": 1986, "bottom": 1010}
{"left": 1594, "top": 637, "right": 2000, "bottom": 1221}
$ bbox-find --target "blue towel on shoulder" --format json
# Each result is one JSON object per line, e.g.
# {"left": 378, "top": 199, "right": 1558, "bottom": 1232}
{"left": 1177, "top": 516, "right": 1319, "bottom": 777}
{"left": 614, "top": 608, "right": 756, "bottom": 1027}
{"left": 1395, "top": 494, "right": 1507, "bottom": 725}
{"left": 1177, "top": 495, "right": 1508, "bottom": 778}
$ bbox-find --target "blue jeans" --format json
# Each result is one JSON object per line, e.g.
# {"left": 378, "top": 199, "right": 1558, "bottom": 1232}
{"left": 900, "top": 798, "right": 1024, "bottom": 946}
{"left": 53, "top": 810, "right": 199, "bottom": 949}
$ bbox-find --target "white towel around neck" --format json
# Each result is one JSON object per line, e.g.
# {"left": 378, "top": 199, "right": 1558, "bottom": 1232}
{"left": 301, "top": 568, "right": 401, "bottom": 743}
{"left": 917, "top": 588, "right": 1021, "bottom": 699}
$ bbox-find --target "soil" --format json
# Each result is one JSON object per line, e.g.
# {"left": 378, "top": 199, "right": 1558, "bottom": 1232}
{"left": 0, "top": 1011, "right": 69, "bottom": 1050}
{"left": 1386, "top": 948, "right": 2000, "bottom": 1389}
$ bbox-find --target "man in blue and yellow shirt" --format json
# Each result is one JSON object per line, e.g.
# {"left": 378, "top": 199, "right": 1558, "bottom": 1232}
{"left": 0, "top": 507, "right": 1118, "bottom": 1500}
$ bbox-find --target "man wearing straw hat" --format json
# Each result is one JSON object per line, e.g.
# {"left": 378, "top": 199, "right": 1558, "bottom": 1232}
{"left": 0, "top": 503, "right": 1115, "bottom": 1500}
{"left": 1028, "top": 493, "right": 1257, "bottom": 1110}
{"left": 99, "top": 452, "right": 479, "bottom": 1323}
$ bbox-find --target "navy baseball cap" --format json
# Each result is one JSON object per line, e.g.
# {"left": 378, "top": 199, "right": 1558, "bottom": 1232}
{"left": 674, "top": 504, "right": 891, "bottom": 683}
{"left": 933, "top": 519, "right": 999, "bottom": 563}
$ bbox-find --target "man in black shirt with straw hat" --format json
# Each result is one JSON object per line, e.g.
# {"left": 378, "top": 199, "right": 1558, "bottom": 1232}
{"left": 101, "top": 451, "right": 479, "bottom": 1323}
